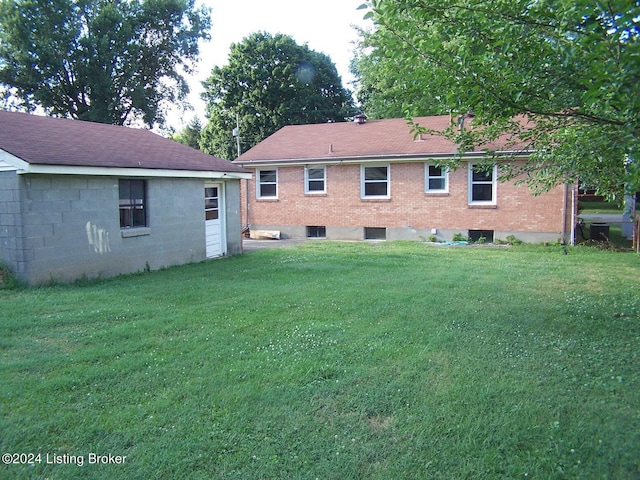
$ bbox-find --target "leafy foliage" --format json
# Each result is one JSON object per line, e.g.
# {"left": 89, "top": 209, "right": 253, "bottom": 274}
{"left": 171, "top": 116, "right": 202, "bottom": 149}
{"left": 200, "top": 32, "right": 356, "bottom": 159}
{"left": 355, "top": 0, "right": 640, "bottom": 199}
{"left": 0, "top": 0, "right": 211, "bottom": 127}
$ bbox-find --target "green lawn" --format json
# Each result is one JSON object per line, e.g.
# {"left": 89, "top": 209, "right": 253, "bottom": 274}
{"left": 1, "top": 242, "right": 639, "bottom": 479}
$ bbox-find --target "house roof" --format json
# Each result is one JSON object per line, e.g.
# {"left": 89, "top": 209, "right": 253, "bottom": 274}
{"left": 0, "top": 110, "right": 249, "bottom": 176}
{"left": 235, "top": 115, "right": 530, "bottom": 166}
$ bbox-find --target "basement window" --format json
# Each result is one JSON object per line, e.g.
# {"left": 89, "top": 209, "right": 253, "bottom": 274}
{"left": 365, "top": 227, "right": 386, "bottom": 240}
{"left": 468, "top": 230, "right": 494, "bottom": 243}
{"left": 306, "top": 226, "right": 326, "bottom": 238}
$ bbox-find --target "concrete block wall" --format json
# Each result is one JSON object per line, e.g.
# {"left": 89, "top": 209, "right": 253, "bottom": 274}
{"left": 241, "top": 161, "right": 571, "bottom": 243}
{"left": 8, "top": 175, "right": 243, "bottom": 284}
{"left": 224, "top": 180, "right": 243, "bottom": 255}
{"left": 0, "top": 171, "right": 25, "bottom": 276}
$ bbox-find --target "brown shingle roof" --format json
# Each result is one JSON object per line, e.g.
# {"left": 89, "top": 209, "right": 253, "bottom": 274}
{"left": 0, "top": 110, "right": 248, "bottom": 174}
{"left": 235, "top": 115, "right": 529, "bottom": 165}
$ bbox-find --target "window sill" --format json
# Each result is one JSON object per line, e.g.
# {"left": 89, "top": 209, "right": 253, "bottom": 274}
{"left": 121, "top": 227, "right": 151, "bottom": 238}
{"left": 468, "top": 204, "right": 497, "bottom": 209}
{"left": 305, "top": 192, "right": 327, "bottom": 196}
{"left": 361, "top": 197, "right": 391, "bottom": 202}
{"left": 256, "top": 198, "right": 279, "bottom": 202}
{"left": 425, "top": 192, "right": 449, "bottom": 197}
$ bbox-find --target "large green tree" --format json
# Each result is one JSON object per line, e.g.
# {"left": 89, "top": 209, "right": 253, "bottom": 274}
{"left": 171, "top": 116, "right": 202, "bottom": 149}
{"left": 0, "top": 0, "right": 210, "bottom": 127}
{"left": 357, "top": 0, "right": 640, "bottom": 198}
{"left": 201, "top": 32, "right": 356, "bottom": 159}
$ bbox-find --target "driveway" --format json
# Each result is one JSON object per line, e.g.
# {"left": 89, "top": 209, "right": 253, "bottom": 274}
{"left": 579, "top": 213, "right": 625, "bottom": 224}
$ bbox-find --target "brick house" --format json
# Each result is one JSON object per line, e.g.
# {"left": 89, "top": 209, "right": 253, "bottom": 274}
{"left": 0, "top": 110, "right": 250, "bottom": 284}
{"left": 234, "top": 115, "right": 575, "bottom": 244}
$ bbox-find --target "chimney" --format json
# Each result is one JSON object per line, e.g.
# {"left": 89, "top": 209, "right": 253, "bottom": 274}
{"left": 354, "top": 113, "right": 366, "bottom": 125}
{"left": 457, "top": 111, "right": 475, "bottom": 131}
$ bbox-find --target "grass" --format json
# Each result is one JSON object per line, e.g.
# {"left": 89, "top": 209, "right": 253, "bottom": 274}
{"left": 1, "top": 242, "right": 639, "bottom": 479}
{"left": 579, "top": 200, "right": 624, "bottom": 214}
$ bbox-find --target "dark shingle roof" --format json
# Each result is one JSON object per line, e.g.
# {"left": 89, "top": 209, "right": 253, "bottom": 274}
{"left": 0, "top": 110, "right": 248, "bottom": 174}
{"left": 235, "top": 115, "right": 530, "bottom": 165}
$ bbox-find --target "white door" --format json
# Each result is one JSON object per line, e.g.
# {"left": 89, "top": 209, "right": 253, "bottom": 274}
{"left": 205, "top": 184, "right": 224, "bottom": 258}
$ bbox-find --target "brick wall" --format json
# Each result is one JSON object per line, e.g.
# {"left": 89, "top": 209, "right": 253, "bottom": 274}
{"left": 241, "top": 161, "right": 572, "bottom": 241}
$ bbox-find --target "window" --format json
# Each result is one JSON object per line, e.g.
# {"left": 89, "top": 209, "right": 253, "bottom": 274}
{"left": 257, "top": 169, "right": 277, "bottom": 198}
{"left": 119, "top": 179, "right": 146, "bottom": 228}
{"left": 361, "top": 165, "right": 389, "bottom": 198}
{"left": 205, "top": 187, "right": 219, "bottom": 220}
{"left": 365, "top": 227, "right": 386, "bottom": 240}
{"left": 469, "top": 229, "right": 494, "bottom": 243}
{"left": 469, "top": 164, "right": 497, "bottom": 204}
{"left": 425, "top": 164, "right": 448, "bottom": 193}
{"left": 306, "top": 226, "right": 326, "bottom": 238}
{"left": 305, "top": 166, "right": 326, "bottom": 193}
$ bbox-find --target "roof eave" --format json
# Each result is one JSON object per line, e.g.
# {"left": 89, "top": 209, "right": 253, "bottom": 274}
{"left": 235, "top": 150, "right": 532, "bottom": 168}
{"left": 13, "top": 162, "right": 252, "bottom": 179}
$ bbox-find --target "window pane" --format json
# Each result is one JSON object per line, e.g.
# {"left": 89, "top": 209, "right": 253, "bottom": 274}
{"left": 472, "top": 184, "right": 493, "bottom": 201}
{"left": 205, "top": 187, "right": 217, "bottom": 198}
{"left": 307, "top": 168, "right": 324, "bottom": 180}
{"left": 365, "top": 227, "right": 386, "bottom": 240}
{"left": 205, "top": 198, "right": 218, "bottom": 209}
{"left": 130, "top": 180, "right": 145, "bottom": 199}
{"left": 118, "top": 180, "right": 131, "bottom": 200}
{"left": 365, "top": 182, "right": 388, "bottom": 196}
{"left": 472, "top": 169, "right": 493, "bottom": 182}
{"left": 308, "top": 180, "right": 324, "bottom": 191}
{"left": 260, "top": 170, "right": 277, "bottom": 182}
{"left": 365, "top": 166, "right": 388, "bottom": 181}
{"left": 429, "top": 178, "right": 445, "bottom": 190}
{"left": 260, "top": 184, "right": 277, "bottom": 197}
{"left": 120, "top": 208, "right": 132, "bottom": 228}
{"left": 132, "top": 206, "right": 146, "bottom": 227}
{"left": 205, "top": 210, "right": 219, "bottom": 220}
{"left": 428, "top": 165, "right": 442, "bottom": 177}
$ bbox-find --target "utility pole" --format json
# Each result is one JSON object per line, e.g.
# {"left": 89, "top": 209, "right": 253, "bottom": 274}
{"left": 232, "top": 113, "right": 241, "bottom": 158}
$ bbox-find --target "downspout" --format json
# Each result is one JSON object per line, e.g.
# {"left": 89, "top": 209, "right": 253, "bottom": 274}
{"left": 245, "top": 177, "right": 250, "bottom": 228}
{"left": 561, "top": 183, "right": 568, "bottom": 244}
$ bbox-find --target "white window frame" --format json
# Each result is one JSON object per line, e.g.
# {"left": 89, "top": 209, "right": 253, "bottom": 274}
{"left": 361, "top": 164, "right": 390, "bottom": 199}
{"left": 257, "top": 168, "right": 278, "bottom": 199}
{"left": 304, "top": 166, "right": 326, "bottom": 194}
{"left": 468, "top": 163, "right": 497, "bottom": 205}
{"left": 425, "top": 163, "right": 449, "bottom": 193}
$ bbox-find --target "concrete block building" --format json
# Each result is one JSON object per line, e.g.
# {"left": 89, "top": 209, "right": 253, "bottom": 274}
{"left": 0, "top": 110, "right": 250, "bottom": 284}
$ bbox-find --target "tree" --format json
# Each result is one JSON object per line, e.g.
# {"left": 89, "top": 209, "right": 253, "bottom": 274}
{"left": 171, "top": 116, "right": 202, "bottom": 149}
{"left": 200, "top": 32, "right": 356, "bottom": 159}
{"left": 0, "top": 0, "right": 211, "bottom": 127}
{"left": 350, "top": 29, "right": 449, "bottom": 119}
{"left": 357, "top": 0, "right": 640, "bottom": 199}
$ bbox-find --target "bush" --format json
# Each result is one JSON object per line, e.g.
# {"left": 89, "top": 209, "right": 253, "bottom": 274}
{"left": 452, "top": 232, "right": 468, "bottom": 242}
{"left": 0, "top": 263, "right": 23, "bottom": 289}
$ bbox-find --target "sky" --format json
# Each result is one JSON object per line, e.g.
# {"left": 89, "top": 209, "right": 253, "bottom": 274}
{"left": 168, "top": 0, "right": 372, "bottom": 130}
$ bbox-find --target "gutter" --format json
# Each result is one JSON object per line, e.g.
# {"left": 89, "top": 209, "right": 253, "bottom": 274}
{"left": 14, "top": 163, "right": 252, "bottom": 180}
{"left": 235, "top": 150, "right": 532, "bottom": 168}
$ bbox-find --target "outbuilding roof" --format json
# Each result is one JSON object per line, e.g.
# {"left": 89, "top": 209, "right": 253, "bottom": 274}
{"left": 235, "top": 115, "right": 530, "bottom": 165}
{"left": 0, "top": 110, "right": 249, "bottom": 175}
